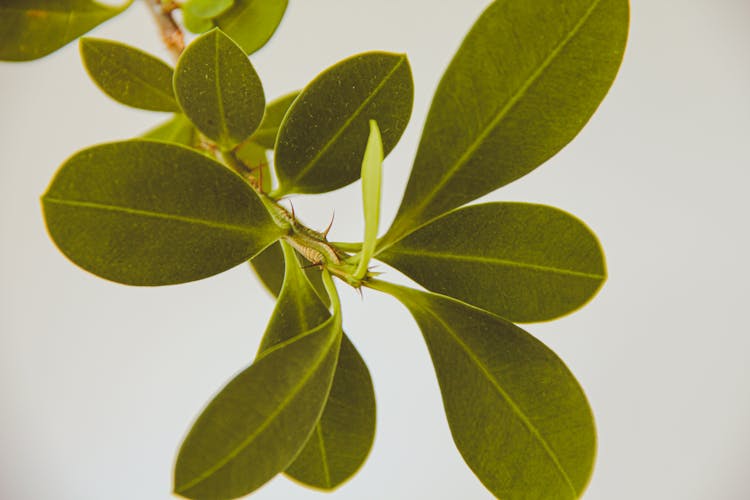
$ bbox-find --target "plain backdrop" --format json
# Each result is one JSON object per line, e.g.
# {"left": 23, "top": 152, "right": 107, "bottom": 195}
{"left": 2, "top": 1, "right": 749, "bottom": 499}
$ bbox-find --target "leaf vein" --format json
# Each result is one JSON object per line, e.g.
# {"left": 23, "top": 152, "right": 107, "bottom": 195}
{"left": 43, "top": 197, "right": 264, "bottom": 237}
{"left": 401, "top": 0, "right": 604, "bottom": 236}
{"left": 86, "top": 42, "right": 175, "bottom": 106}
{"left": 214, "top": 32, "right": 230, "bottom": 145}
{"left": 315, "top": 424, "right": 332, "bottom": 488}
{"left": 425, "top": 307, "right": 578, "bottom": 497}
{"left": 176, "top": 320, "right": 338, "bottom": 493}
{"left": 291, "top": 56, "right": 406, "bottom": 183}
{"left": 387, "top": 248, "right": 604, "bottom": 280}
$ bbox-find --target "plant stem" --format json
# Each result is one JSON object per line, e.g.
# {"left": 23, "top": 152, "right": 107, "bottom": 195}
{"left": 321, "top": 270, "right": 342, "bottom": 322}
{"left": 331, "top": 241, "right": 362, "bottom": 253}
{"left": 143, "top": 0, "right": 184, "bottom": 60}
{"left": 221, "top": 149, "right": 255, "bottom": 177}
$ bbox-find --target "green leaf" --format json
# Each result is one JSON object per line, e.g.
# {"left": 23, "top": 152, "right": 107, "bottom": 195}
{"left": 259, "top": 243, "right": 374, "bottom": 490}
{"left": 285, "top": 333, "right": 375, "bottom": 489}
{"left": 183, "top": 0, "right": 234, "bottom": 19}
{"left": 42, "top": 140, "right": 282, "bottom": 286}
{"left": 378, "top": 203, "right": 606, "bottom": 323}
{"left": 250, "top": 90, "right": 300, "bottom": 149}
{"left": 274, "top": 52, "right": 413, "bottom": 195}
{"left": 382, "top": 0, "right": 629, "bottom": 246}
{"left": 0, "top": 0, "right": 132, "bottom": 61}
{"left": 181, "top": 9, "right": 214, "bottom": 35}
{"left": 250, "top": 241, "right": 329, "bottom": 306}
{"left": 173, "top": 299, "right": 343, "bottom": 498}
{"left": 142, "top": 114, "right": 196, "bottom": 148}
{"left": 80, "top": 37, "right": 179, "bottom": 112}
{"left": 354, "top": 120, "right": 384, "bottom": 281}
{"left": 215, "top": 0, "right": 288, "bottom": 55}
{"left": 372, "top": 281, "right": 596, "bottom": 500}
{"left": 174, "top": 28, "right": 265, "bottom": 150}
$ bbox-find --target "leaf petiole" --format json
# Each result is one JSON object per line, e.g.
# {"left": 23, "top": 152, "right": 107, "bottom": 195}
{"left": 321, "top": 269, "right": 342, "bottom": 325}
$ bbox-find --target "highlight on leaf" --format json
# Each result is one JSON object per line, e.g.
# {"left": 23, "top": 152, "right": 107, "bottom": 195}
{"left": 183, "top": 0, "right": 234, "bottom": 20}
{"left": 354, "top": 120, "right": 384, "bottom": 281}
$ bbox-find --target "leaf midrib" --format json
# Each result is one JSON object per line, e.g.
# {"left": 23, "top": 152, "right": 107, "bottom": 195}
{"left": 288, "top": 55, "right": 406, "bottom": 184}
{"left": 176, "top": 320, "right": 338, "bottom": 493}
{"left": 314, "top": 423, "right": 332, "bottom": 488}
{"left": 423, "top": 306, "right": 579, "bottom": 498}
{"left": 213, "top": 32, "right": 231, "bottom": 145}
{"left": 385, "top": 247, "right": 604, "bottom": 280}
{"left": 43, "top": 197, "right": 265, "bottom": 237}
{"left": 396, "top": 0, "right": 604, "bottom": 241}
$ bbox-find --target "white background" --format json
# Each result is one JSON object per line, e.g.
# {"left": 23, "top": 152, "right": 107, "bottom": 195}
{"left": 2, "top": 1, "right": 749, "bottom": 498}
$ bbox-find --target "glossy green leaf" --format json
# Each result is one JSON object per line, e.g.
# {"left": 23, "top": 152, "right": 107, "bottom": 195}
{"left": 174, "top": 28, "right": 265, "bottom": 150}
{"left": 354, "top": 120, "right": 383, "bottom": 281}
{"left": 215, "top": 0, "right": 288, "bottom": 55}
{"left": 250, "top": 241, "right": 329, "bottom": 306}
{"left": 181, "top": 9, "right": 214, "bottom": 35}
{"left": 183, "top": 0, "right": 233, "bottom": 19}
{"left": 142, "top": 114, "right": 196, "bottom": 148}
{"left": 80, "top": 37, "right": 179, "bottom": 112}
{"left": 0, "top": 0, "right": 132, "bottom": 61}
{"left": 256, "top": 242, "right": 376, "bottom": 489}
{"left": 274, "top": 52, "right": 413, "bottom": 195}
{"left": 174, "top": 296, "right": 343, "bottom": 498}
{"left": 372, "top": 281, "right": 596, "bottom": 500}
{"left": 379, "top": 203, "right": 606, "bottom": 323}
{"left": 250, "top": 91, "right": 300, "bottom": 149}
{"left": 382, "top": 0, "right": 629, "bottom": 246}
{"left": 42, "top": 140, "right": 282, "bottom": 286}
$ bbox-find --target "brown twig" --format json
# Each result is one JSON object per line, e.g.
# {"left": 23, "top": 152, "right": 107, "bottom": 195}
{"left": 143, "top": 0, "right": 184, "bottom": 60}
